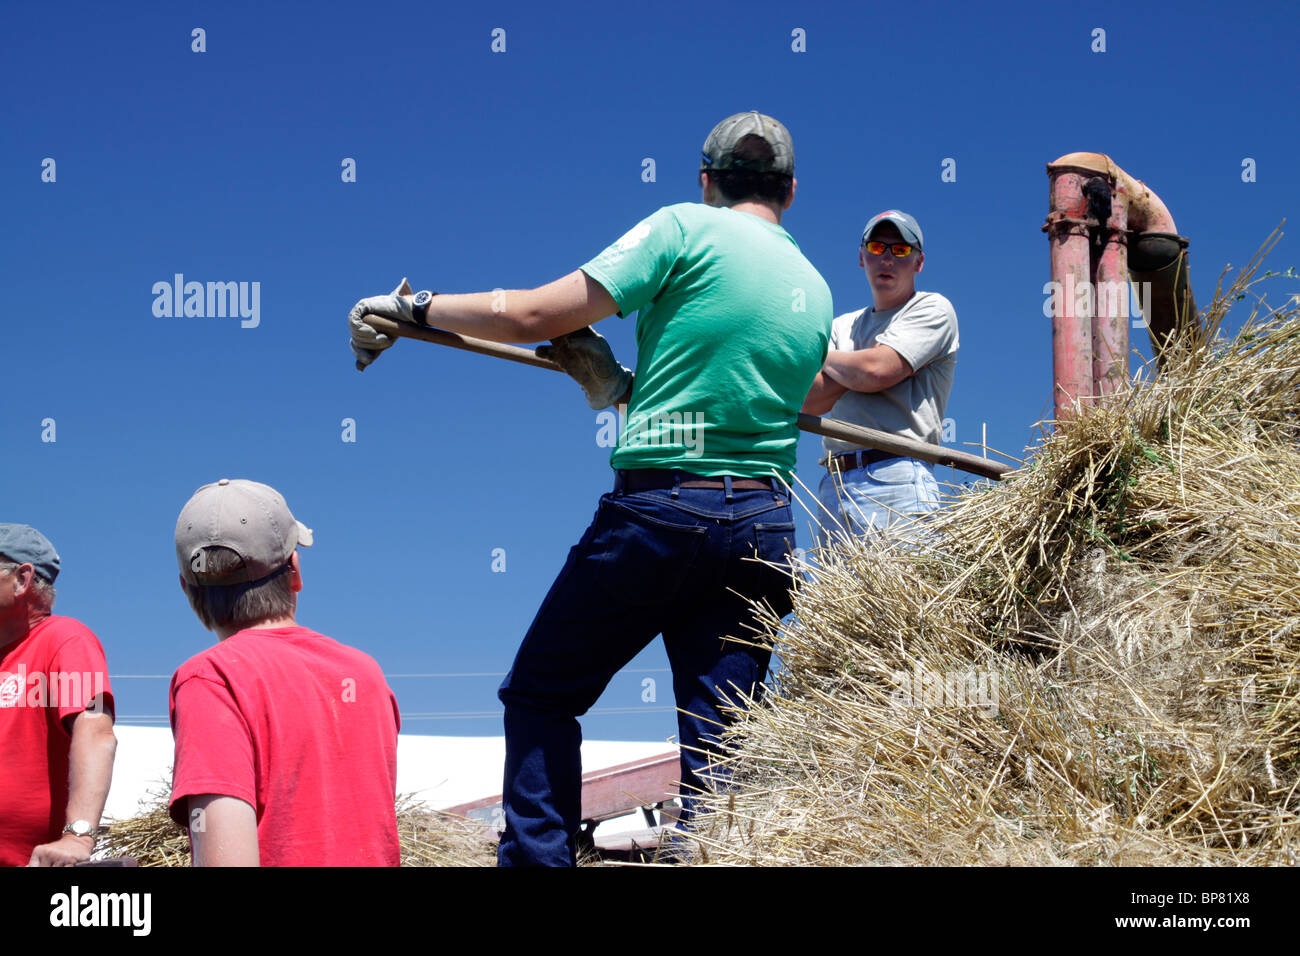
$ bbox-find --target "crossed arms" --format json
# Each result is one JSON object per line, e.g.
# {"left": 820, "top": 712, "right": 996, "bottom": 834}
{"left": 801, "top": 344, "right": 914, "bottom": 416}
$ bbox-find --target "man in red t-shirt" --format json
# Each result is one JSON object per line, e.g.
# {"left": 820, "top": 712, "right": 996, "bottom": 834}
{"left": 169, "top": 479, "right": 401, "bottom": 866}
{"left": 0, "top": 523, "right": 117, "bottom": 867}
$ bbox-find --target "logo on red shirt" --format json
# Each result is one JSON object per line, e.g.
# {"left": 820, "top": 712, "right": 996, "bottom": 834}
{"left": 0, "top": 673, "right": 22, "bottom": 708}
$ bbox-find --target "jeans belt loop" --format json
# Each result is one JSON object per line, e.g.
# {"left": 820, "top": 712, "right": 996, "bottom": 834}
{"left": 723, "top": 475, "right": 734, "bottom": 502}
{"left": 670, "top": 470, "right": 681, "bottom": 499}
{"left": 833, "top": 449, "right": 897, "bottom": 472}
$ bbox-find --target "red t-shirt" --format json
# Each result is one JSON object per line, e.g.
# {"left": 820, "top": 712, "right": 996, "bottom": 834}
{"left": 0, "top": 616, "right": 114, "bottom": 867}
{"left": 168, "top": 625, "right": 401, "bottom": 866}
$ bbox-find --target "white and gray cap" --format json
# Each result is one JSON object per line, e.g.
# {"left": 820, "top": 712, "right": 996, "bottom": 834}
{"left": 700, "top": 111, "right": 795, "bottom": 175}
{"left": 862, "top": 209, "right": 924, "bottom": 251}
{"left": 175, "top": 479, "right": 313, "bottom": 586}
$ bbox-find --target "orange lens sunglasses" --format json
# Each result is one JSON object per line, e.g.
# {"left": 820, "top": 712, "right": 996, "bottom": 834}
{"left": 864, "top": 240, "right": 915, "bottom": 258}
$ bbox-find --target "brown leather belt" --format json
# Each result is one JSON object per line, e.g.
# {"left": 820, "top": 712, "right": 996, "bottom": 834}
{"left": 830, "top": 449, "right": 901, "bottom": 471}
{"left": 615, "top": 469, "right": 778, "bottom": 492}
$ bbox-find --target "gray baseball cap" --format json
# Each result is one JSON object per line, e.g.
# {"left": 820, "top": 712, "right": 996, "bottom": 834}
{"left": 700, "top": 111, "right": 795, "bottom": 175}
{"left": 862, "top": 209, "right": 925, "bottom": 251}
{"left": 0, "top": 523, "right": 60, "bottom": 583}
{"left": 176, "top": 479, "right": 313, "bottom": 586}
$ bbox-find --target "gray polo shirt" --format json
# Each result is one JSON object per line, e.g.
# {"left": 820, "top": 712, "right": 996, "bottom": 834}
{"left": 821, "top": 291, "right": 958, "bottom": 458}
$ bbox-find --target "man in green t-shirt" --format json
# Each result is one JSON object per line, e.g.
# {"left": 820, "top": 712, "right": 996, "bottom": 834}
{"left": 348, "top": 111, "right": 832, "bottom": 866}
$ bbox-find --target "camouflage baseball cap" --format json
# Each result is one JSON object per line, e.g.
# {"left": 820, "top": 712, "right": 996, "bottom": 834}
{"left": 176, "top": 479, "right": 313, "bottom": 586}
{"left": 700, "top": 111, "right": 795, "bottom": 175}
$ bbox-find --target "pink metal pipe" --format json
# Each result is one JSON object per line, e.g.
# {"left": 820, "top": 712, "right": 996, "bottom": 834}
{"left": 1092, "top": 175, "right": 1129, "bottom": 397}
{"left": 1046, "top": 171, "right": 1094, "bottom": 419}
{"left": 1050, "top": 152, "right": 1177, "bottom": 234}
{"left": 1048, "top": 152, "right": 1194, "bottom": 370}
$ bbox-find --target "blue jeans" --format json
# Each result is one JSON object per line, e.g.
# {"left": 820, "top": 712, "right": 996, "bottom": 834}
{"left": 496, "top": 472, "right": 796, "bottom": 866}
{"left": 816, "top": 457, "right": 940, "bottom": 546}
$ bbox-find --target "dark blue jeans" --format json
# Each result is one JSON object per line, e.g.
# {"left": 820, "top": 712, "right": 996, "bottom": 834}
{"left": 496, "top": 472, "right": 796, "bottom": 866}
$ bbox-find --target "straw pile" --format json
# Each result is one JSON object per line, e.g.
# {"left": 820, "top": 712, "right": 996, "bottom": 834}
{"left": 98, "top": 786, "right": 497, "bottom": 866}
{"left": 688, "top": 238, "right": 1300, "bottom": 865}
{"left": 392, "top": 797, "right": 497, "bottom": 867}
{"left": 98, "top": 785, "right": 194, "bottom": 867}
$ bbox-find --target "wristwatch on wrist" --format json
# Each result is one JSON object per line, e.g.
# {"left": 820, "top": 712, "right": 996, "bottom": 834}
{"left": 412, "top": 289, "right": 436, "bottom": 327}
{"left": 63, "top": 819, "right": 99, "bottom": 842}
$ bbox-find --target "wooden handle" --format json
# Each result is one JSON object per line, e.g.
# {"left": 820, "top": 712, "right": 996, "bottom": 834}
{"left": 361, "top": 316, "right": 1011, "bottom": 481}
{"left": 796, "top": 414, "right": 1010, "bottom": 480}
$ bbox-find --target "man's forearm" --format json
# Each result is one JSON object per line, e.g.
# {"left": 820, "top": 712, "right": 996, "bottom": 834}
{"left": 422, "top": 270, "right": 618, "bottom": 344}
{"left": 823, "top": 346, "right": 912, "bottom": 393}
{"left": 29, "top": 710, "right": 116, "bottom": 864}
{"left": 65, "top": 710, "right": 116, "bottom": 832}
{"left": 423, "top": 290, "right": 529, "bottom": 342}
{"left": 802, "top": 371, "right": 848, "bottom": 415}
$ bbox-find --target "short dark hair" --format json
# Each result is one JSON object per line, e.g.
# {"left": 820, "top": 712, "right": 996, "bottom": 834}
{"left": 703, "top": 134, "right": 793, "bottom": 206}
{"left": 181, "top": 547, "right": 295, "bottom": 632}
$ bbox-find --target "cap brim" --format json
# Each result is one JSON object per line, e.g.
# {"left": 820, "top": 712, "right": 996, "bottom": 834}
{"left": 296, "top": 521, "right": 314, "bottom": 548}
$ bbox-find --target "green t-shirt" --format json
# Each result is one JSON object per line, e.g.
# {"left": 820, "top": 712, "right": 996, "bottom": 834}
{"left": 581, "top": 202, "right": 832, "bottom": 481}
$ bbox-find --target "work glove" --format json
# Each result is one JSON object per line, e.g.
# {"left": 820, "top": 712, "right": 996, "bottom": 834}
{"left": 349, "top": 278, "right": 414, "bottom": 371}
{"left": 536, "top": 326, "right": 634, "bottom": 409}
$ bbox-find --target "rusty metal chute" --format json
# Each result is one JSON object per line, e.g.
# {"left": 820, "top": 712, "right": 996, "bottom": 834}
{"left": 1045, "top": 152, "right": 1199, "bottom": 419}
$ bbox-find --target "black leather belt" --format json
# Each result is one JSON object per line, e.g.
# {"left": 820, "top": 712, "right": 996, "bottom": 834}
{"left": 829, "top": 449, "right": 900, "bottom": 471}
{"left": 615, "top": 469, "right": 778, "bottom": 492}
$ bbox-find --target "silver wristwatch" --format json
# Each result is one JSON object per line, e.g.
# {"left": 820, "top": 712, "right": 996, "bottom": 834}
{"left": 63, "top": 819, "right": 99, "bottom": 842}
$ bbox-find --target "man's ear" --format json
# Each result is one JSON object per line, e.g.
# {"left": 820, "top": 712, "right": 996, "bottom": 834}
{"left": 859, "top": 246, "right": 868, "bottom": 269}
{"left": 288, "top": 551, "right": 303, "bottom": 594}
{"left": 784, "top": 176, "right": 797, "bottom": 210}
{"left": 11, "top": 565, "right": 35, "bottom": 598}
{"left": 700, "top": 171, "right": 717, "bottom": 205}
{"left": 914, "top": 251, "right": 925, "bottom": 274}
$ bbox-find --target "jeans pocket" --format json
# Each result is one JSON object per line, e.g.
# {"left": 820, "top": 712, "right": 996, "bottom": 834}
{"left": 590, "top": 497, "right": 709, "bottom": 606}
{"left": 753, "top": 521, "right": 796, "bottom": 562}
{"left": 864, "top": 458, "right": 918, "bottom": 486}
{"left": 745, "top": 520, "right": 797, "bottom": 618}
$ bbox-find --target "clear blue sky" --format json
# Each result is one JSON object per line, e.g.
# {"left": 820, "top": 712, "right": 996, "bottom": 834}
{"left": 3, "top": 0, "right": 1296, "bottom": 741}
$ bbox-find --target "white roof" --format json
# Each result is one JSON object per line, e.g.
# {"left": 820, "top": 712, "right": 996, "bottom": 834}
{"left": 105, "top": 725, "right": 675, "bottom": 823}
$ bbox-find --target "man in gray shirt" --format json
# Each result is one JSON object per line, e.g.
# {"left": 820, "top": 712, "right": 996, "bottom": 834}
{"left": 803, "top": 210, "right": 959, "bottom": 542}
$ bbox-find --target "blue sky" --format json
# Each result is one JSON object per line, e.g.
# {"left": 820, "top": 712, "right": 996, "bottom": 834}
{"left": 3, "top": 0, "right": 1297, "bottom": 742}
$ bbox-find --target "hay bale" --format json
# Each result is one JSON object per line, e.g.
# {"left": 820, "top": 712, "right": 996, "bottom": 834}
{"left": 392, "top": 797, "right": 497, "bottom": 867}
{"left": 98, "top": 784, "right": 192, "bottom": 867}
{"left": 98, "top": 786, "right": 497, "bottom": 866}
{"left": 688, "top": 238, "right": 1300, "bottom": 866}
